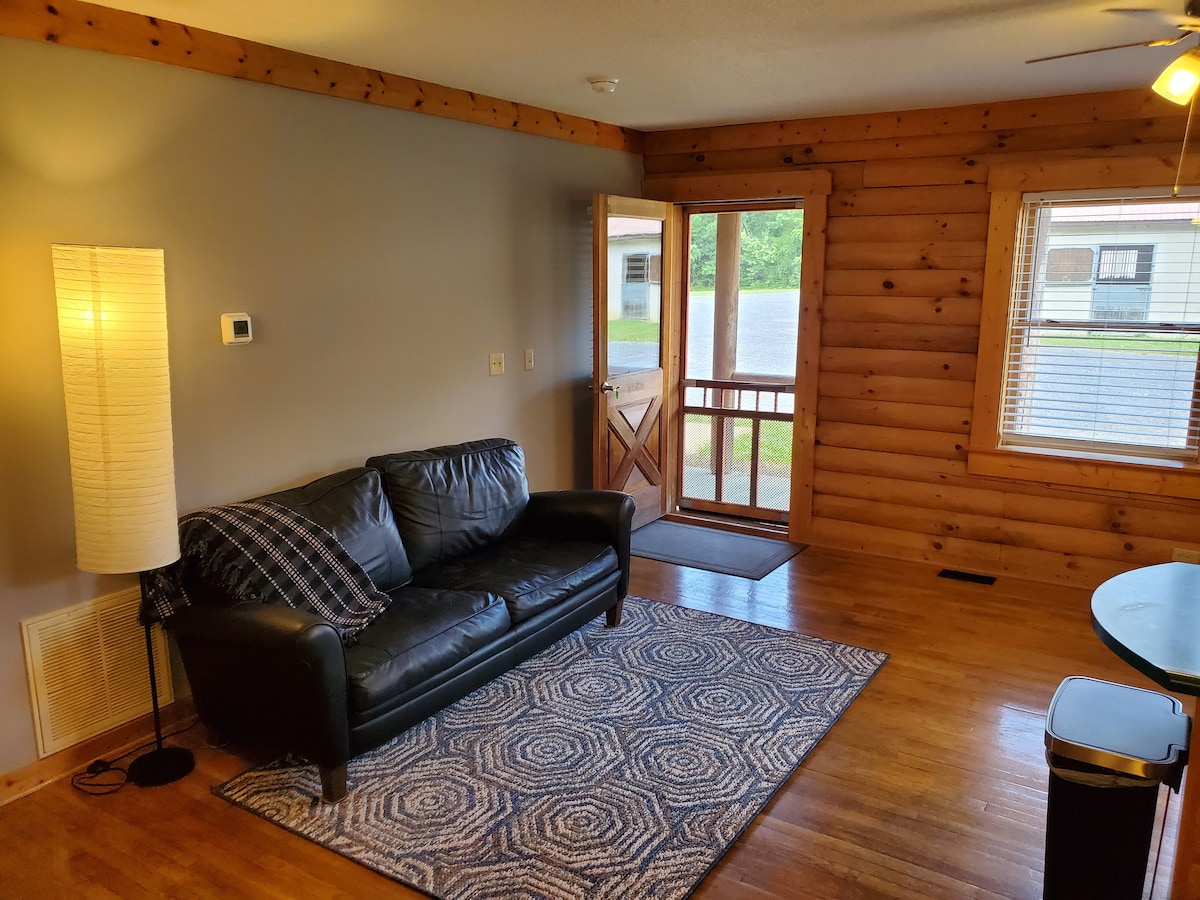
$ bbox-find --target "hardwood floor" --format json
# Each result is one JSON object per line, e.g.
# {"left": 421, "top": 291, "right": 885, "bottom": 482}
{"left": 0, "top": 548, "right": 1186, "bottom": 898}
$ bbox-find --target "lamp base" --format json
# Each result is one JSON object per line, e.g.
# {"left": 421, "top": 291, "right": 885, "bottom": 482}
{"left": 127, "top": 745, "right": 195, "bottom": 787}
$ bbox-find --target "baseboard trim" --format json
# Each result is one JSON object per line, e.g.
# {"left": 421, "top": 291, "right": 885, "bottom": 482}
{"left": 0, "top": 697, "right": 196, "bottom": 807}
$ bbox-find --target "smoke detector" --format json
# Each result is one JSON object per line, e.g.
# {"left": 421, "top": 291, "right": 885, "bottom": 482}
{"left": 588, "top": 78, "right": 619, "bottom": 93}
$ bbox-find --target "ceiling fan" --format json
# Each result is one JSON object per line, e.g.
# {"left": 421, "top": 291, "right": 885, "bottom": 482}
{"left": 1029, "top": 2, "right": 1200, "bottom": 194}
{"left": 1026, "top": 2, "right": 1200, "bottom": 64}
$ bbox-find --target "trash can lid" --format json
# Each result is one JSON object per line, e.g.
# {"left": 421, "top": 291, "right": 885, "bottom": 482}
{"left": 1045, "top": 676, "right": 1190, "bottom": 782}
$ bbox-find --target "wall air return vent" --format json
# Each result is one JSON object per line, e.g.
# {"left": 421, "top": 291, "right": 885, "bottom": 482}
{"left": 20, "top": 587, "right": 173, "bottom": 758}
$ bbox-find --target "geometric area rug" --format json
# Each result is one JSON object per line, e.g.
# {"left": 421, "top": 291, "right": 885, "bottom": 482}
{"left": 214, "top": 596, "right": 888, "bottom": 899}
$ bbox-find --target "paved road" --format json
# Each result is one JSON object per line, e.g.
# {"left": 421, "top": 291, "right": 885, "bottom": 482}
{"left": 1013, "top": 345, "right": 1194, "bottom": 449}
{"left": 608, "top": 292, "right": 1194, "bottom": 451}
{"left": 608, "top": 290, "right": 799, "bottom": 378}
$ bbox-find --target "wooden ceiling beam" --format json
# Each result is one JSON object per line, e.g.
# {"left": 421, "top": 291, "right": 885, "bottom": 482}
{"left": 0, "top": 0, "right": 645, "bottom": 154}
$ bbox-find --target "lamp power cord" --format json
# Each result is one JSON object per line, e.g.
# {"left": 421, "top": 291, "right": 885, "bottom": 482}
{"left": 69, "top": 716, "right": 199, "bottom": 796}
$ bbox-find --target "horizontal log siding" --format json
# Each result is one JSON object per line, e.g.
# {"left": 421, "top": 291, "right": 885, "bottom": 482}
{"left": 645, "top": 88, "right": 1200, "bottom": 588}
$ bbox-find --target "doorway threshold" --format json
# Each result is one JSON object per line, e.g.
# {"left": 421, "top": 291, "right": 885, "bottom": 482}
{"left": 663, "top": 510, "right": 790, "bottom": 541}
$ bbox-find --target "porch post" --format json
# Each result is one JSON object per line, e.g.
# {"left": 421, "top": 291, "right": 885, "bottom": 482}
{"left": 712, "top": 212, "right": 741, "bottom": 494}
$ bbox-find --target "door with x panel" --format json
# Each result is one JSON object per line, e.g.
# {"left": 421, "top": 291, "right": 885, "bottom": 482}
{"left": 592, "top": 195, "right": 679, "bottom": 529}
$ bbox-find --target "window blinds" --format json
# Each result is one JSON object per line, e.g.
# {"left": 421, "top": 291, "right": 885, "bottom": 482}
{"left": 1002, "top": 196, "right": 1200, "bottom": 460}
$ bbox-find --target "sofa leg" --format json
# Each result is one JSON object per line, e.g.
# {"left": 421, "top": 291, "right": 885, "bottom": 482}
{"left": 320, "top": 763, "right": 348, "bottom": 803}
{"left": 606, "top": 599, "right": 624, "bottom": 627}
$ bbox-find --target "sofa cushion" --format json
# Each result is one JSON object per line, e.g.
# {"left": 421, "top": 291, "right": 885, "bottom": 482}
{"left": 414, "top": 538, "right": 618, "bottom": 624}
{"left": 344, "top": 587, "right": 511, "bottom": 716}
{"left": 367, "top": 438, "right": 529, "bottom": 572}
{"left": 258, "top": 467, "right": 412, "bottom": 591}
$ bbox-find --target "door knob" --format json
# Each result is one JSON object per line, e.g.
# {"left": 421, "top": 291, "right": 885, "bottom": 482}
{"left": 600, "top": 381, "right": 619, "bottom": 399}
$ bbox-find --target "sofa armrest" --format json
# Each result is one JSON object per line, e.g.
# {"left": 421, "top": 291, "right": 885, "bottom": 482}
{"left": 522, "top": 490, "right": 635, "bottom": 599}
{"left": 169, "top": 602, "right": 351, "bottom": 771}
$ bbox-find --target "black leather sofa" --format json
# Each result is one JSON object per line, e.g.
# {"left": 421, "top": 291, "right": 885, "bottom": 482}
{"left": 168, "top": 438, "right": 634, "bottom": 801}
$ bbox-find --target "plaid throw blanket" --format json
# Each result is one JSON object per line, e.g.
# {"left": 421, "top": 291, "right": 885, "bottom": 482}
{"left": 143, "top": 500, "right": 391, "bottom": 643}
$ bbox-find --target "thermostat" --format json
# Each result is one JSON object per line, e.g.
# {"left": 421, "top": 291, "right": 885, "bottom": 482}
{"left": 220, "top": 313, "right": 253, "bottom": 345}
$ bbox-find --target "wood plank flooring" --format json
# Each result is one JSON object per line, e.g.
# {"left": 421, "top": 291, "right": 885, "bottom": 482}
{"left": 0, "top": 548, "right": 1186, "bottom": 898}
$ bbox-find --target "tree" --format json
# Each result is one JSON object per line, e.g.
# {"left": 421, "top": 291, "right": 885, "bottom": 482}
{"left": 689, "top": 214, "right": 718, "bottom": 289}
{"left": 688, "top": 209, "right": 804, "bottom": 291}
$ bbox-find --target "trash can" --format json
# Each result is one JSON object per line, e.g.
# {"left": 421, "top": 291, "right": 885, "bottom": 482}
{"left": 1043, "top": 676, "right": 1190, "bottom": 900}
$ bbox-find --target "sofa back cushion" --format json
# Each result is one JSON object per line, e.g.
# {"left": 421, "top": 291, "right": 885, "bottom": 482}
{"left": 367, "top": 438, "right": 529, "bottom": 572}
{"left": 258, "top": 467, "right": 412, "bottom": 591}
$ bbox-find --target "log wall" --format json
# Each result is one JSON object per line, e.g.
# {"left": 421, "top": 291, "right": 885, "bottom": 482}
{"left": 6, "top": 0, "right": 1195, "bottom": 591}
{"left": 644, "top": 89, "right": 1200, "bottom": 588}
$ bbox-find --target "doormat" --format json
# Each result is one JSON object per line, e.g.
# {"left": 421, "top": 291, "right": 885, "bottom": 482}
{"left": 214, "top": 596, "right": 886, "bottom": 900}
{"left": 631, "top": 519, "right": 805, "bottom": 579}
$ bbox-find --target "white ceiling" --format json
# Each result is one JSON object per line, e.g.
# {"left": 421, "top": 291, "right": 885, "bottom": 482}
{"left": 91, "top": 0, "right": 1199, "bottom": 131}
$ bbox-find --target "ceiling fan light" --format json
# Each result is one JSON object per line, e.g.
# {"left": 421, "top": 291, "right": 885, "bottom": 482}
{"left": 1153, "top": 49, "right": 1200, "bottom": 105}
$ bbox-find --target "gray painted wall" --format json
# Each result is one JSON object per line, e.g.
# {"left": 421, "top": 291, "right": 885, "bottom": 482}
{"left": 0, "top": 36, "right": 641, "bottom": 776}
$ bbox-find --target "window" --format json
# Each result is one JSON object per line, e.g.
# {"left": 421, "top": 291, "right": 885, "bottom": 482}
{"left": 970, "top": 165, "right": 1200, "bottom": 499}
{"left": 1045, "top": 247, "right": 1094, "bottom": 283}
{"left": 1003, "top": 195, "right": 1200, "bottom": 460}
{"left": 1096, "top": 245, "right": 1153, "bottom": 284}
{"left": 623, "top": 253, "right": 648, "bottom": 283}
{"left": 620, "top": 253, "right": 652, "bottom": 319}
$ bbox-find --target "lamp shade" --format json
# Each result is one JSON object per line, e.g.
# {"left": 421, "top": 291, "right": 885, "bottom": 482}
{"left": 52, "top": 245, "right": 180, "bottom": 574}
{"left": 1153, "top": 48, "right": 1200, "bottom": 105}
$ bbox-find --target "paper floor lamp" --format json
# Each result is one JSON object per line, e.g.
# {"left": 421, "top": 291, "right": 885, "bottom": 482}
{"left": 52, "top": 244, "right": 194, "bottom": 787}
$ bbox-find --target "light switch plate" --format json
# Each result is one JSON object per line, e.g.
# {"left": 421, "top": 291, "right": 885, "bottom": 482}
{"left": 524, "top": 348, "right": 534, "bottom": 370}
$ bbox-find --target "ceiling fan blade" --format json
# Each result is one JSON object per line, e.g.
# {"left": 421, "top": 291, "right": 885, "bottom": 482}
{"left": 1026, "top": 34, "right": 1189, "bottom": 63}
{"left": 1104, "top": 3, "right": 1200, "bottom": 21}
{"left": 1149, "top": 33, "right": 1195, "bottom": 45}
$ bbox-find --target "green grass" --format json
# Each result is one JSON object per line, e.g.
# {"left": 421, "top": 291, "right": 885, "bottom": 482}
{"left": 744, "top": 421, "right": 793, "bottom": 466}
{"left": 693, "top": 419, "right": 793, "bottom": 467}
{"left": 1039, "top": 332, "right": 1200, "bottom": 354}
{"left": 608, "top": 318, "right": 660, "bottom": 343}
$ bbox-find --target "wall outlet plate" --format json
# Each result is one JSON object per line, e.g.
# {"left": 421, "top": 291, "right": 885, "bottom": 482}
{"left": 1172, "top": 548, "right": 1200, "bottom": 564}
{"left": 489, "top": 352, "right": 505, "bottom": 376}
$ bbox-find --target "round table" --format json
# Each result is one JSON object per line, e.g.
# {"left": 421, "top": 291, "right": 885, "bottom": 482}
{"left": 1092, "top": 562, "right": 1200, "bottom": 898}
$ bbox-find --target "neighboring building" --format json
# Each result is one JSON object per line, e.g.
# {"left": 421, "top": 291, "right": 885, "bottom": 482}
{"left": 606, "top": 217, "right": 662, "bottom": 323}
{"left": 1037, "top": 201, "right": 1200, "bottom": 323}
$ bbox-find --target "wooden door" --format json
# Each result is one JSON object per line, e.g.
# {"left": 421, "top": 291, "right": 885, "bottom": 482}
{"left": 592, "top": 195, "right": 679, "bottom": 529}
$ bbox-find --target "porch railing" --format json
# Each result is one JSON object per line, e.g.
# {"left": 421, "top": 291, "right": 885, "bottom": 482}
{"left": 679, "top": 377, "right": 795, "bottom": 522}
